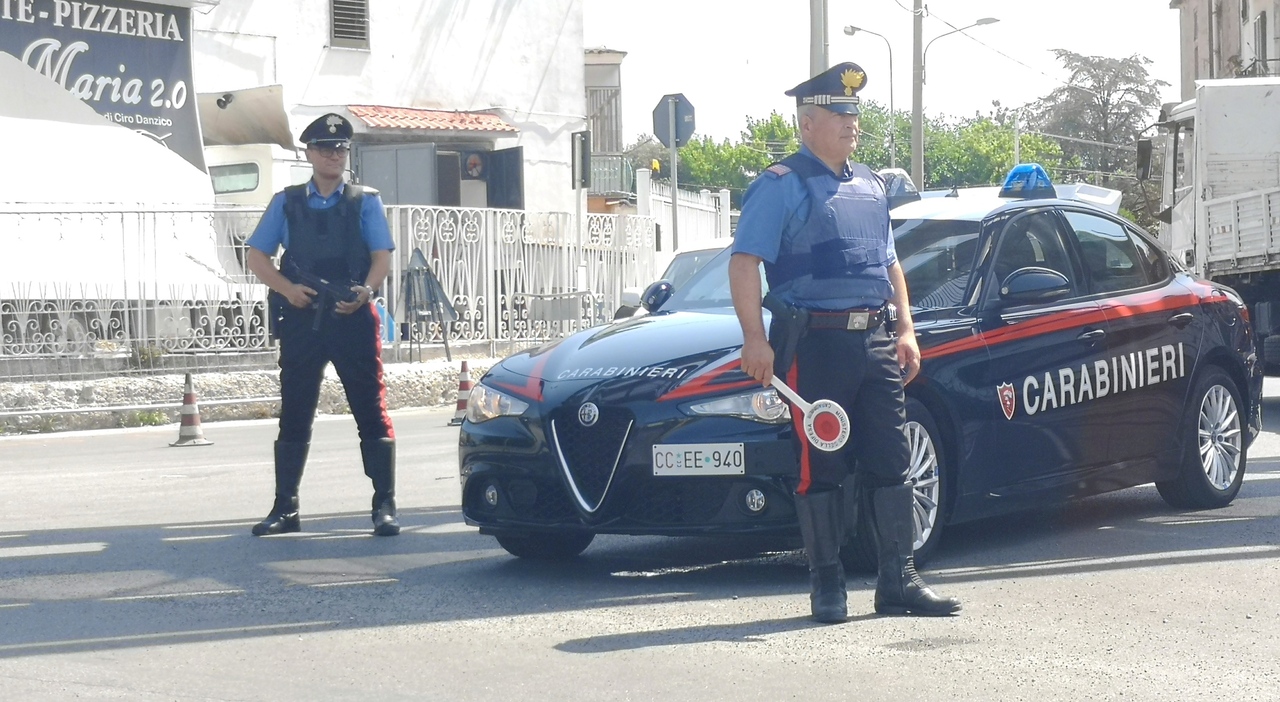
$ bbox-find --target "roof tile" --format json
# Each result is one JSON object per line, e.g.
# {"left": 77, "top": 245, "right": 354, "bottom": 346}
{"left": 347, "top": 105, "right": 518, "bottom": 133}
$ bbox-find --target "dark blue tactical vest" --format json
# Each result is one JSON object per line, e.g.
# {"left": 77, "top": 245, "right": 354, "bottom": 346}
{"left": 280, "top": 184, "right": 372, "bottom": 284}
{"left": 766, "top": 153, "right": 893, "bottom": 309}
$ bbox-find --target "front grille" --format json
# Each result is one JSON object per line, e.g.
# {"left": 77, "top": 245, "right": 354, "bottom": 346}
{"left": 624, "top": 480, "right": 733, "bottom": 524}
{"left": 550, "top": 407, "right": 633, "bottom": 512}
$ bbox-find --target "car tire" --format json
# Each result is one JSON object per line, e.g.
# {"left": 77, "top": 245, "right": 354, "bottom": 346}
{"left": 1155, "top": 365, "right": 1247, "bottom": 510}
{"left": 494, "top": 531, "right": 595, "bottom": 560}
{"left": 841, "top": 397, "right": 948, "bottom": 573}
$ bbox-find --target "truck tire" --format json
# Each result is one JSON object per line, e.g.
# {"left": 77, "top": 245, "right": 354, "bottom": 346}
{"left": 1263, "top": 335, "right": 1280, "bottom": 375}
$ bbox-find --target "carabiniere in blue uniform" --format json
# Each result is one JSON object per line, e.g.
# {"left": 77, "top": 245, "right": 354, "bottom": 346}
{"left": 244, "top": 113, "right": 400, "bottom": 538}
{"left": 730, "top": 62, "right": 961, "bottom": 622}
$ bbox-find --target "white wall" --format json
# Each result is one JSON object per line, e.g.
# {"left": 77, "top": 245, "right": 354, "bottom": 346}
{"left": 191, "top": 0, "right": 585, "bottom": 213}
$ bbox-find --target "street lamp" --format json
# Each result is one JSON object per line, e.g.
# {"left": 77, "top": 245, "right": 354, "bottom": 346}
{"left": 843, "top": 24, "right": 895, "bottom": 168}
{"left": 922, "top": 17, "right": 999, "bottom": 83}
{"left": 911, "top": 17, "right": 998, "bottom": 189}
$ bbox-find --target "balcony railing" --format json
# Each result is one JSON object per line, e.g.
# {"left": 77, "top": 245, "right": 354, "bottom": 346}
{"left": 590, "top": 154, "right": 633, "bottom": 195}
{"left": 1237, "top": 58, "right": 1280, "bottom": 77}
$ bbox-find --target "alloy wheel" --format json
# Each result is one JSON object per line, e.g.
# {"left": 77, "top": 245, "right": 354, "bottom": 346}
{"left": 1198, "top": 384, "right": 1242, "bottom": 491}
{"left": 904, "top": 420, "right": 941, "bottom": 551}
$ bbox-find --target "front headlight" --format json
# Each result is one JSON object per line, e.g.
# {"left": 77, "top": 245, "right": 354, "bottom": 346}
{"left": 466, "top": 383, "right": 530, "bottom": 423}
{"left": 687, "top": 388, "right": 791, "bottom": 424}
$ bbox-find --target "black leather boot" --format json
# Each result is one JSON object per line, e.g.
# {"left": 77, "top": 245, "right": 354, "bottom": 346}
{"left": 252, "top": 440, "right": 308, "bottom": 536}
{"left": 871, "top": 483, "right": 961, "bottom": 616}
{"left": 794, "top": 489, "right": 848, "bottom": 624}
{"left": 362, "top": 438, "right": 400, "bottom": 536}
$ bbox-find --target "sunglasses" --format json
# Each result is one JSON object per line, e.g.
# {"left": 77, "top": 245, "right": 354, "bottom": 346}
{"left": 309, "top": 144, "right": 350, "bottom": 156}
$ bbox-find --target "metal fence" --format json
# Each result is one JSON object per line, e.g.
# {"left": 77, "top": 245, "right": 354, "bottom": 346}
{"left": 1, "top": 203, "right": 655, "bottom": 382}
{"left": 385, "top": 205, "right": 656, "bottom": 346}
{"left": 1, "top": 206, "right": 273, "bottom": 382}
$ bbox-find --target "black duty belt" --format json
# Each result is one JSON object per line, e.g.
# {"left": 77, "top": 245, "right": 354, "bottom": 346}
{"left": 807, "top": 306, "right": 888, "bottom": 331}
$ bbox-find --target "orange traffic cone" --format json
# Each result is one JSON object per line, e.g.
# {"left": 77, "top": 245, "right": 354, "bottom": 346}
{"left": 449, "top": 361, "right": 472, "bottom": 426}
{"left": 170, "top": 372, "right": 213, "bottom": 447}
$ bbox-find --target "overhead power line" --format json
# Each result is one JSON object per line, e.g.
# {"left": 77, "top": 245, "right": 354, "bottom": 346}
{"left": 925, "top": 7, "right": 1104, "bottom": 101}
{"left": 1028, "top": 131, "right": 1138, "bottom": 152}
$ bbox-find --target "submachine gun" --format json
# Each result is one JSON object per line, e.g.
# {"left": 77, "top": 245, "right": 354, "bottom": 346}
{"left": 282, "top": 261, "right": 360, "bottom": 331}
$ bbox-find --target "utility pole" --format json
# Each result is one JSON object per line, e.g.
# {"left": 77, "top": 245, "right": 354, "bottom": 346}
{"left": 911, "top": 0, "right": 924, "bottom": 189}
{"left": 1014, "top": 113, "right": 1022, "bottom": 166}
{"left": 810, "top": 0, "right": 828, "bottom": 76}
{"left": 668, "top": 96, "right": 679, "bottom": 251}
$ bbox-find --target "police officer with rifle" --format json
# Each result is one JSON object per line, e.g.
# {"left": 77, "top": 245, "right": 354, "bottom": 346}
{"left": 245, "top": 113, "right": 400, "bottom": 537}
{"left": 729, "top": 63, "right": 961, "bottom": 622}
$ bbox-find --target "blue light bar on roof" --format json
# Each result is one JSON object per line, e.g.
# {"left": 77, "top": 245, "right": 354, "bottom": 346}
{"left": 999, "top": 163, "right": 1056, "bottom": 200}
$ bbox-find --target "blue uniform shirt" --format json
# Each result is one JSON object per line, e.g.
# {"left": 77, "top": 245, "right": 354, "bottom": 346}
{"left": 246, "top": 180, "right": 395, "bottom": 254}
{"left": 732, "top": 145, "right": 896, "bottom": 309}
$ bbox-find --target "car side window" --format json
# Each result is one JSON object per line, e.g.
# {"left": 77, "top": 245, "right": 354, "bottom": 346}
{"left": 1125, "top": 224, "right": 1171, "bottom": 282}
{"left": 1063, "top": 211, "right": 1159, "bottom": 294}
{"left": 989, "top": 211, "right": 1075, "bottom": 293}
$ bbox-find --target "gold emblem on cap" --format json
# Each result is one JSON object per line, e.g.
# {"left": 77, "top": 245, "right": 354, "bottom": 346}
{"left": 841, "top": 69, "right": 865, "bottom": 96}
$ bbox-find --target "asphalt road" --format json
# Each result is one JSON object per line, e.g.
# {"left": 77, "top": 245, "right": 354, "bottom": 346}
{"left": 1, "top": 387, "right": 1279, "bottom": 701}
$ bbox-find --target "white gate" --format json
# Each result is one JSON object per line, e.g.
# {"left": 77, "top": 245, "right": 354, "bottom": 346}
{"left": 386, "top": 206, "right": 655, "bottom": 343}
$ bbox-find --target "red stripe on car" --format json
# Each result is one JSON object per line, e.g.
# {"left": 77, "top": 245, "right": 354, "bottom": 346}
{"left": 656, "top": 359, "right": 757, "bottom": 402}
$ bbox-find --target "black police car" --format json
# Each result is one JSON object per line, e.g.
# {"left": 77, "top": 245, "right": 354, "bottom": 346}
{"left": 459, "top": 165, "right": 1262, "bottom": 565}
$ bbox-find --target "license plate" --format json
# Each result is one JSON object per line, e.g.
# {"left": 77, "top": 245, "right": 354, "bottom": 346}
{"left": 652, "top": 443, "right": 746, "bottom": 476}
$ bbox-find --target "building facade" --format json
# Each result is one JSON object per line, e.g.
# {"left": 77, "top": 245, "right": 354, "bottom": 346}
{"left": 192, "top": 0, "right": 586, "bottom": 212}
{"left": 1171, "top": 0, "right": 1279, "bottom": 98}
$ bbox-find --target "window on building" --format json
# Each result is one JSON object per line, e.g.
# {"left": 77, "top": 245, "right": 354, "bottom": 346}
{"left": 331, "top": 0, "right": 369, "bottom": 49}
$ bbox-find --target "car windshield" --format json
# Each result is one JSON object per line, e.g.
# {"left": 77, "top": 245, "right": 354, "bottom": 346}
{"left": 661, "top": 219, "right": 981, "bottom": 312}
{"left": 663, "top": 246, "right": 759, "bottom": 311}
{"left": 661, "top": 247, "right": 726, "bottom": 290}
{"left": 893, "top": 218, "right": 982, "bottom": 309}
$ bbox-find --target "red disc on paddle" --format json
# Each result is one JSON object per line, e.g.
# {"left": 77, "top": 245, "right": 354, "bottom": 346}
{"left": 812, "top": 410, "right": 843, "bottom": 443}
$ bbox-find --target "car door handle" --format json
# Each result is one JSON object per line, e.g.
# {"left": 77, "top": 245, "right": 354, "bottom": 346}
{"left": 1077, "top": 329, "right": 1106, "bottom": 342}
{"left": 1168, "top": 312, "right": 1194, "bottom": 329}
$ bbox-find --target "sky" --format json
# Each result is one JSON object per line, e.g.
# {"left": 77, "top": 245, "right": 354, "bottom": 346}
{"left": 582, "top": 0, "right": 1183, "bottom": 145}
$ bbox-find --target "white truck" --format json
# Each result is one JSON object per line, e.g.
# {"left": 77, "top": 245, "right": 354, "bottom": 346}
{"left": 1138, "top": 76, "right": 1280, "bottom": 373}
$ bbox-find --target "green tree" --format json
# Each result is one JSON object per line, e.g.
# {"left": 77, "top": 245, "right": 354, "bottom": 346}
{"left": 678, "top": 136, "right": 755, "bottom": 198}
{"left": 622, "top": 134, "right": 669, "bottom": 176}
{"left": 738, "top": 111, "right": 801, "bottom": 166}
{"left": 1025, "top": 50, "right": 1167, "bottom": 226}
{"left": 923, "top": 113, "right": 1063, "bottom": 189}
{"left": 642, "top": 110, "right": 804, "bottom": 207}
{"left": 1028, "top": 50, "right": 1166, "bottom": 175}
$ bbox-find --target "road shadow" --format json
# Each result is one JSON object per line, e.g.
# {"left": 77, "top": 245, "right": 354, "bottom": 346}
{"left": 553, "top": 613, "right": 878, "bottom": 654}
{"left": 0, "top": 458, "right": 1277, "bottom": 658}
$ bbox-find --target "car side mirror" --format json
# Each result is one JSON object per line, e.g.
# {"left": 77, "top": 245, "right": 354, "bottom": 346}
{"left": 641, "top": 280, "right": 674, "bottom": 312}
{"left": 620, "top": 288, "right": 641, "bottom": 307}
{"left": 1136, "top": 138, "right": 1153, "bottom": 181}
{"left": 999, "top": 267, "right": 1072, "bottom": 304}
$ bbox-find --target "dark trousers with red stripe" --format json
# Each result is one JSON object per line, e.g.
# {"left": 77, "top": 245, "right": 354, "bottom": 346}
{"left": 276, "top": 302, "right": 394, "bottom": 443}
{"left": 787, "top": 325, "right": 910, "bottom": 495}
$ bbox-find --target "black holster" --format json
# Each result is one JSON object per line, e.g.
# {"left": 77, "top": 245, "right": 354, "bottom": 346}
{"left": 763, "top": 292, "right": 809, "bottom": 379}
